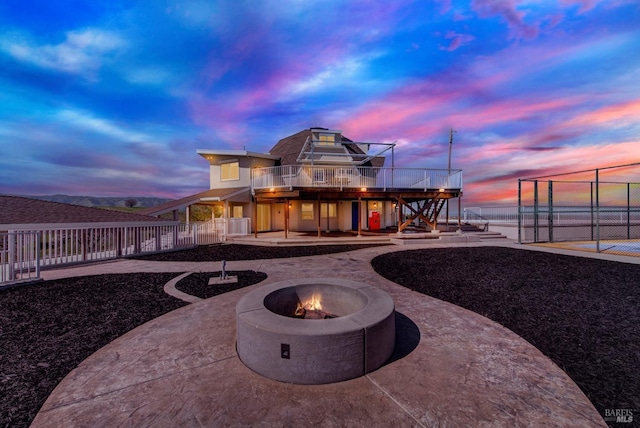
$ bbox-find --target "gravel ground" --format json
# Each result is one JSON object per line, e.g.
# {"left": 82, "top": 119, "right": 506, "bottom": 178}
{"left": 1, "top": 244, "right": 637, "bottom": 427}
{"left": 132, "top": 242, "right": 390, "bottom": 262}
{"left": 175, "top": 271, "right": 267, "bottom": 299}
{"left": 0, "top": 273, "right": 187, "bottom": 428}
{"left": 372, "top": 246, "right": 639, "bottom": 425}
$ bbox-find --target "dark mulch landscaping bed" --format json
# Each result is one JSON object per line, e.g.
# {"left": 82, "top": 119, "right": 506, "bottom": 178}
{"left": 3, "top": 245, "right": 638, "bottom": 426}
{"left": 372, "top": 246, "right": 640, "bottom": 424}
{"left": 0, "top": 273, "right": 188, "bottom": 428}
{"left": 132, "top": 243, "right": 389, "bottom": 262}
{"left": 175, "top": 271, "right": 267, "bottom": 299}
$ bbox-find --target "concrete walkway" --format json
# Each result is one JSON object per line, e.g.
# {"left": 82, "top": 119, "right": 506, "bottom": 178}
{"left": 32, "top": 240, "right": 609, "bottom": 427}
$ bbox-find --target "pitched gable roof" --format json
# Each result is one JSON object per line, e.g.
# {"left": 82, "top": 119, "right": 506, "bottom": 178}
{"left": 0, "top": 195, "right": 170, "bottom": 229}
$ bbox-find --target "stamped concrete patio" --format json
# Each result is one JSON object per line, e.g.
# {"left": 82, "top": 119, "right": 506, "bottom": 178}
{"left": 32, "top": 241, "right": 609, "bottom": 427}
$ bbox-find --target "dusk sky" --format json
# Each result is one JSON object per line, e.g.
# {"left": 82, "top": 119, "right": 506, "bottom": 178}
{"left": 1, "top": 0, "right": 639, "bottom": 206}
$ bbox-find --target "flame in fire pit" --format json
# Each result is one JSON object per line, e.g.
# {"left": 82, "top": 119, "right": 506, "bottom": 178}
{"left": 294, "top": 293, "right": 322, "bottom": 316}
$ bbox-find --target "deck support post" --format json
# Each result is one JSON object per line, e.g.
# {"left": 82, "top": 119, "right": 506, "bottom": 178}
{"left": 317, "top": 195, "right": 321, "bottom": 238}
{"left": 254, "top": 199, "right": 258, "bottom": 239}
{"left": 285, "top": 199, "right": 289, "bottom": 239}
{"left": 357, "top": 196, "right": 362, "bottom": 238}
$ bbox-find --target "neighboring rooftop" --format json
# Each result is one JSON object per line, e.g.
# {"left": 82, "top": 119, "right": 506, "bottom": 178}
{"left": 0, "top": 195, "right": 171, "bottom": 229}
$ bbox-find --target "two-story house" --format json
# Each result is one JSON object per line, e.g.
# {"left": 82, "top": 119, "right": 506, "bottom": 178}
{"left": 144, "top": 128, "right": 463, "bottom": 238}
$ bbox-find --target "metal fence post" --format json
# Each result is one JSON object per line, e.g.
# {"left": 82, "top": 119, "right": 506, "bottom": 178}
{"left": 590, "top": 181, "right": 594, "bottom": 241}
{"left": 596, "top": 169, "right": 600, "bottom": 253}
{"left": 548, "top": 180, "right": 554, "bottom": 242}
{"left": 533, "top": 180, "right": 539, "bottom": 243}
{"left": 518, "top": 179, "right": 522, "bottom": 244}
{"left": 627, "top": 182, "right": 631, "bottom": 240}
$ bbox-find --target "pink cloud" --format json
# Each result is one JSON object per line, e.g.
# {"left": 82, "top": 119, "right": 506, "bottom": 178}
{"left": 564, "top": 100, "right": 640, "bottom": 128}
{"left": 457, "top": 139, "right": 640, "bottom": 205}
{"left": 436, "top": 0, "right": 453, "bottom": 14}
{"left": 560, "top": 0, "right": 599, "bottom": 13}
{"left": 471, "top": 0, "right": 539, "bottom": 40}
{"left": 451, "top": 97, "right": 581, "bottom": 132}
{"left": 441, "top": 31, "right": 476, "bottom": 51}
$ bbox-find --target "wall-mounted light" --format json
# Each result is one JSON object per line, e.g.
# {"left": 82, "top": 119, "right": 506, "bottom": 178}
{"left": 269, "top": 187, "right": 275, "bottom": 192}
{"left": 360, "top": 187, "right": 367, "bottom": 192}
{"left": 289, "top": 203, "right": 292, "bottom": 208}
{"left": 439, "top": 188, "right": 445, "bottom": 192}
{"left": 373, "top": 202, "right": 377, "bottom": 208}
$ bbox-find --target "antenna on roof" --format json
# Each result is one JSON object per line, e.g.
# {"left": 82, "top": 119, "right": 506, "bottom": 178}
{"left": 448, "top": 128, "right": 456, "bottom": 173}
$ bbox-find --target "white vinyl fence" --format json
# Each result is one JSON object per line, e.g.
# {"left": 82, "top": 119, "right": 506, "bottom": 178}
{"left": 1, "top": 221, "right": 221, "bottom": 286}
{"left": 1, "top": 231, "right": 40, "bottom": 285}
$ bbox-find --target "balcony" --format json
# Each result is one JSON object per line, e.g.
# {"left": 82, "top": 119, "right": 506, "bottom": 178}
{"left": 251, "top": 166, "right": 462, "bottom": 192}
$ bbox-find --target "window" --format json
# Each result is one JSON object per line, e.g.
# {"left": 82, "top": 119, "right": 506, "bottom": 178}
{"left": 321, "top": 203, "right": 337, "bottom": 218}
{"left": 317, "top": 133, "right": 335, "bottom": 146}
{"left": 301, "top": 203, "right": 314, "bottom": 220}
{"left": 220, "top": 161, "right": 239, "bottom": 181}
{"left": 232, "top": 206, "right": 243, "bottom": 218}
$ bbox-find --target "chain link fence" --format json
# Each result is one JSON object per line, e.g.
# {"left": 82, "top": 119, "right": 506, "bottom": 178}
{"left": 518, "top": 163, "right": 640, "bottom": 256}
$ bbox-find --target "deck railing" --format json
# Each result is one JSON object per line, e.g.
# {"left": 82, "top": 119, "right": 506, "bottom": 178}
{"left": 251, "top": 166, "right": 462, "bottom": 192}
{"left": 1, "top": 221, "right": 222, "bottom": 286}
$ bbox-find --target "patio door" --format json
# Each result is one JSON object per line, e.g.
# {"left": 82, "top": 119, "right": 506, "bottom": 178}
{"left": 352, "top": 201, "right": 359, "bottom": 230}
{"left": 257, "top": 203, "right": 271, "bottom": 232}
{"left": 274, "top": 203, "right": 285, "bottom": 230}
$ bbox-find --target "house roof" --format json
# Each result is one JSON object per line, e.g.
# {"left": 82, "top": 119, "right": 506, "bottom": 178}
{"left": 196, "top": 149, "right": 279, "bottom": 161}
{"left": 139, "top": 188, "right": 250, "bottom": 216}
{"left": 0, "top": 195, "right": 171, "bottom": 230}
{"left": 268, "top": 128, "right": 385, "bottom": 167}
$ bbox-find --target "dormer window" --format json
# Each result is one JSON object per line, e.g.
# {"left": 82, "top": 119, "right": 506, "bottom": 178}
{"left": 311, "top": 128, "right": 341, "bottom": 146}
{"left": 317, "top": 133, "right": 336, "bottom": 146}
{"left": 220, "top": 161, "right": 240, "bottom": 181}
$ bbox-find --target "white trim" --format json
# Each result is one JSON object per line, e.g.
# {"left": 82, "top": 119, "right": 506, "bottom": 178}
{"left": 196, "top": 149, "right": 279, "bottom": 160}
{"left": 310, "top": 128, "right": 342, "bottom": 134}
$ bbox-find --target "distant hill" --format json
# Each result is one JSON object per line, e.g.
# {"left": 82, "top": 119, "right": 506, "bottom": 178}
{"left": 20, "top": 194, "right": 171, "bottom": 208}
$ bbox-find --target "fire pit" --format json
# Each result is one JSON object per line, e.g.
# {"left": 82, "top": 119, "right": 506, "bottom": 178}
{"left": 236, "top": 278, "right": 395, "bottom": 385}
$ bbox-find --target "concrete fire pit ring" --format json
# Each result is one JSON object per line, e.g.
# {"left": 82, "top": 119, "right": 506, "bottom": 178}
{"left": 236, "top": 278, "right": 395, "bottom": 385}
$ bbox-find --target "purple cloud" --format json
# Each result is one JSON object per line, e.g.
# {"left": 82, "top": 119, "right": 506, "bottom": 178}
{"left": 471, "top": 0, "right": 540, "bottom": 40}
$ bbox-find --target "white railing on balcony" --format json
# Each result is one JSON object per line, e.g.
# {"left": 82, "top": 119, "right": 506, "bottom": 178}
{"left": 251, "top": 166, "right": 462, "bottom": 192}
{"left": 1, "top": 222, "right": 223, "bottom": 286}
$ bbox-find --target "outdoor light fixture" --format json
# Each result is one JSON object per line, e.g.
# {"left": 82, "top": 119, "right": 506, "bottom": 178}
{"left": 270, "top": 187, "right": 275, "bottom": 192}
{"left": 439, "top": 188, "right": 445, "bottom": 192}
{"left": 360, "top": 187, "right": 367, "bottom": 192}
{"left": 373, "top": 202, "right": 377, "bottom": 208}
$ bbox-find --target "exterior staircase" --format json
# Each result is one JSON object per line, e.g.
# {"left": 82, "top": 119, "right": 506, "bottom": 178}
{"left": 459, "top": 223, "right": 508, "bottom": 240}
